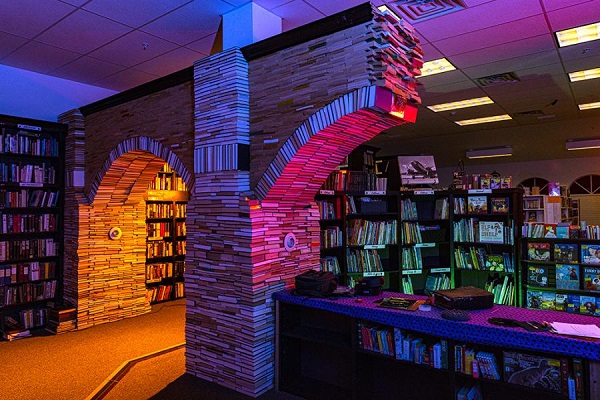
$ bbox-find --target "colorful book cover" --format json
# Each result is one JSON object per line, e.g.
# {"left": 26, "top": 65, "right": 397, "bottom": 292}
{"left": 501, "top": 177, "right": 512, "bottom": 189}
{"left": 541, "top": 291, "right": 556, "bottom": 310}
{"left": 581, "top": 244, "right": 600, "bottom": 264}
{"left": 544, "top": 224, "right": 557, "bottom": 238}
{"left": 567, "top": 294, "right": 580, "bottom": 313}
{"left": 490, "top": 177, "right": 501, "bottom": 189}
{"left": 583, "top": 266, "right": 600, "bottom": 291}
{"left": 527, "top": 242, "right": 550, "bottom": 261}
{"left": 467, "top": 196, "right": 487, "bottom": 214}
{"left": 490, "top": 197, "right": 509, "bottom": 213}
{"left": 555, "top": 293, "right": 567, "bottom": 311}
{"left": 527, "top": 290, "right": 543, "bottom": 309}
{"left": 485, "top": 254, "right": 505, "bottom": 272}
{"left": 555, "top": 264, "right": 579, "bottom": 290}
{"left": 528, "top": 266, "right": 548, "bottom": 287}
{"left": 478, "top": 221, "right": 504, "bottom": 244}
{"left": 580, "top": 296, "right": 597, "bottom": 315}
{"left": 503, "top": 351, "right": 562, "bottom": 394}
{"left": 554, "top": 243, "right": 578, "bottom": 263}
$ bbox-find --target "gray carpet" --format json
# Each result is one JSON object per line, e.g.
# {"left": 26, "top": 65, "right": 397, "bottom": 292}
{"left": 0, "top": 300, "right": 301, "bottom": 400}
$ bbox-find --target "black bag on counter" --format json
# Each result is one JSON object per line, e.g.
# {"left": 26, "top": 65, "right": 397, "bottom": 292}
{"left": 293, "top": 270, "right": 337, "bottom": 298}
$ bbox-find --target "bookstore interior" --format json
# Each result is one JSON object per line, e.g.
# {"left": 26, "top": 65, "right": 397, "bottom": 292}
{"left": 2, "top": 1, "right": 600, "bottom": 400}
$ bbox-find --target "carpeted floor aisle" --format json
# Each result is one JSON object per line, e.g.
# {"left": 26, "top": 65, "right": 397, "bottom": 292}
{"left": 0, "top": 300, "right": 301, "bottom": 400}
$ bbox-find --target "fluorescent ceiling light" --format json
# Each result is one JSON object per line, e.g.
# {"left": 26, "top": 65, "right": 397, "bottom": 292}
{"left": 377, "top": 5, "right": 401, "bottom": 21}
{"left": 466, "top": 146, "right": 513, "bottom": 159}
{"left": 455, "top": 114, "right": 512, "bottom": 126}
{"left": 579, "top": 101, "right": 600, "bottom": 110}
{"left": 427, "top": 97, "right": 494, "bottom": 112}
{"left": 555, "top": 22, "right": 600, "bottom": 47}
{"left": 566, "top": 138, "right": 600, "bottom": 150}
{"left": 569, "top": 67, "right": 600, "bottom": 82}
{"left": 419, "top": 58, "right": 456, "bottom": 78}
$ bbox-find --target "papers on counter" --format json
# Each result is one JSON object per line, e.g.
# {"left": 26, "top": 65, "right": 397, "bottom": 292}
{"left": 549, "top": 322, "right": 600, "bottom": 339}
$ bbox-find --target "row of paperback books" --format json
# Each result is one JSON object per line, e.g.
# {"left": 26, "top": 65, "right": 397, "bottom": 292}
{"left": 0, "top": 162, "right": 57, "bottom": 184}
{"left": 346, "top": 249, "right": 383, "bottom": 273}
{"left": 454, "top": 246, "right": 513, "bottom": 272}
{"left": 147, "top": 221, "right": 173, "bottom": 239}
{"left": 528, "top": 264, "right": 600, "bottom": 291}
{"left": 0, "top": 129, "right": 59, "bottom": 157}
{"left": 145, "top": 262, "right": 175, "bottom": 283}
{"left": 453, "top": 219, "right": 513, "bottom": 245}
{"left": 1, "top": 213, "right": 57, "bottom": 234}
{"left": 316, "top": 199, "right": 341, "bottom": 220}
{"left": 146, "top": 202, "right": 186, "bottom": 219}
{"left": 453, "top": 196, "right": 510, "bottom": 215}
{"left": 319, "top": 256, "right": 341, "bottom": 274}
{"left": 454, "top": 345, "right": 500, "bottom": 380}
{"left": 346, "top": 219, "right": 397, "bottom": 246}
{"left": 320, "top": 227, "right": 343, "bottom": 249}
{"left": 528, "top": 290, "right": 600, "bottom": 315}
{"left": 484, "top": 275, "right": 514, "bottom": 306}
{"left": 0, "top": 280, "right": 56, "bottom": 306}
{"left": 1, "top": 189, "right": 60, "bottom": 208}
{"left": 0, "top": 261, "right": 56, "bottom": 284}
{"left": 0, "top": 238, "right": 58, "bottom": 261}
{"left": 321, "top": 170, "right": 383, "bottom": 192}
{"left": 401, "top": 275, "right": 414, "bottom": 294}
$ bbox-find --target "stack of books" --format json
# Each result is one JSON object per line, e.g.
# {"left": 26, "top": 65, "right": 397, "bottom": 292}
{"left": 45, "top": 305, "right": 77, "bottom": 334}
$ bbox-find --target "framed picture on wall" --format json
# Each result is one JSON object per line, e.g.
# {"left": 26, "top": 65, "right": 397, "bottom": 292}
{"left": 398, "top": 155, "right": 439, "bottom": 186}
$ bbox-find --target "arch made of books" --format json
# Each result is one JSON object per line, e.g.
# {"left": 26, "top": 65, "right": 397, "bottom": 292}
{"left": 88, "top": 136, "right": 194, "bottom": 205}
{"left": 254, "top": 85, "right": 416, "bottom": 204}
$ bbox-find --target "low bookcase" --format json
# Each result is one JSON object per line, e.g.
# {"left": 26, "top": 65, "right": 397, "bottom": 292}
{"left": 275, "top": 290, "right": 599, "bottom": 400}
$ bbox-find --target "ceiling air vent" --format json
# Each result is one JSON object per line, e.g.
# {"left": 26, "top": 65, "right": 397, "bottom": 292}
{"left": 388, "top": 0, "right": 467, "bottom": 22}
{"left": 476, "top": 72, "right": 520, "bottom": 87}
{"left": 513, "top": 110, "right": 545, "bottom": 117}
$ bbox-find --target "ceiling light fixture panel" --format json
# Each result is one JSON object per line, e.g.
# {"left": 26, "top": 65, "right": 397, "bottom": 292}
{"left": 427, "top": 96, "right": 493, "bottom": 112}
{"left": 419, "top": 58, "right": 456, "bottom": 77}
{"left": 566, "top": 138, "right": 600, "bottom": 150}
{"left": 555, "top": 22, "right": 600, "bottom": 47}
{"left": 466, "top": 146, "right": 513, "bottom": 159}
{"left": 579, "top": 101, "right": 600, "bottom": 110}
{"left": 455, "top": 114, "right": 512, "bottom": 126}
{"left": 569, "top": 67, "right": 600, "bottom": 82}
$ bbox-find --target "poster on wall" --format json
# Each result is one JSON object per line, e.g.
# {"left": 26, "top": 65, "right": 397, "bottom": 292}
{"left": 398, "top": 155, "right": 439, "bottom": 186}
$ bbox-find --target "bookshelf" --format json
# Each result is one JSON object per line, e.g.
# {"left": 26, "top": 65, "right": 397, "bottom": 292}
{"left": 524, "top": 194, "right": 561, "bottom": 224}
{"left": 399, "top": 189, "right": 452, "bottom": 295}
{"left": 452, "top": 189, "right": 523, "bottom": 306}
{"left": 275, "top": 293, "right": 592, "bottom": 400}
{"left": 0, "top": 114, "right": 65, "bottom": 340}
{"left": 522, "top": 234, "right": 600, "bottom": 317}
{"left": 145, "top": 164, "right": 188, "bottom": 304}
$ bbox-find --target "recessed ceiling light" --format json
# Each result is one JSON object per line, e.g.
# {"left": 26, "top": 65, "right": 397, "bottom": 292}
{"left": 555, "top": 22, "right": 600, "bottom": 47}
{"left": 377, "top": 5, "right": 401, "bottom": 21}
{"left": 566, "top": 138, "right": 600, "bottom": 150}
{"left": 569, "top": 67, "right": 600, "bottom": 82}
{"left": 427, "top": 97, "right": 493, "bottom": 112}
{"left": 579, "top": 101, "right": 600, "bottom": 110}
{"left": 419, "top": 58, "right": 456, "bottom": 78}
{"left": 455, "top": 114, "right": 512, "bottom": 126}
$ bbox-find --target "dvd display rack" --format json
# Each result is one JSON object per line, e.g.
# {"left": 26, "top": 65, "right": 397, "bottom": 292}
{"left": 0, "top": 114, "right": 65, "bottom": 340}
{"left": 145, "top": 164, "right": 188, "bottom": 304}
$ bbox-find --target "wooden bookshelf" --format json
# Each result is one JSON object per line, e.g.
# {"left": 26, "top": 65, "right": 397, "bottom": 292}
{"left": 145, "top": 164, "right": 188, "bottom": 304}
{"left": 0, "top": 114, "right": 66, "bottom": 340}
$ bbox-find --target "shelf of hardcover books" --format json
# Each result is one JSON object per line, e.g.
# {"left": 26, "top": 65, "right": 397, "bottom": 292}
{"left": 345, "top": 191, "right": 400, "bottom": 291}
{"left": 523, "top": 224, "right": 600, "bottom": 317}
{"left": 452, "top": 188, "right": 523, "bottom": 306}
{"left": 398, "top": 190, "right": 452, "bottom": 296}
{"left": 355, "top": 321, "right": 454, "bottom": 399}
{"left": 145, "top": 165, "right": 188, "bottom": 304}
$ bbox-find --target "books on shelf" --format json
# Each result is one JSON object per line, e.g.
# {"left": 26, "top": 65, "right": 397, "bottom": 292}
{"left": 503, "top": 351, "right": 564, "bottom": 394}
{"left": 556, "top": 264, "right": 579, "bottom": 290}
{"left": 527, "top": 242, "right": 550, "bottom": 261}
{"left": 581, "top": 244, "right": 600, "bottom": 264}
{"left": 490, "top": 197, "right": 509, "bottom": 213}
{"left": 528, "top": 266, "right": 549, "bottom": 287}
{"left": 467, "top": 196, "right": 487, "bottom": 214}
{"left": 583, "top": 266, "right": 600, "bottom": 291}
{"left": 555, "top": 243, "right": 578, "bottom": 263}
{"left": 478, "top": 221, "right": 504, "bottom": 244}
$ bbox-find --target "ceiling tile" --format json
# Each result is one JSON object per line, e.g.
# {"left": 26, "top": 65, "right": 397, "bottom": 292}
{"left": 88, "top": 30, "right": 179, "bottom": 68}
{"left": 420, "top": 43, "right": 443, "bottom": 61}
{"left": 0, "top": 32, "right": 29, "bottom": 60}
{"left": 303, "top": 0, "right": 367, "bottom": 16}
{"left": 450, "top": 34, "right": 557, "bottom": 69}
{"left": 413, "top": 0, "right": 543, "bottom": 42}
{"left": 542, "top": 0, "right": 595, "bottom": 12}
{"left": 546, "top": 0, "right": 600, "bottom": 31}
{"left": 420, "top": 80, "right": 479, "bottom": 98}
{"left": 431, "top": 15, "right": 549, "bottom": 56}
{"left": 140, "top": 0, "right": 234, "bottom": 45}
{"left": 1, "top": 41, "right": 81, "bottom": 74}
{"left": 82, "top": 0, "right": 192, "bottom": 28}
{"left": 185, "top": 33, "right": 218, "bottom": 55}
{"left": 59, "top": 0, "right": 89, "bottom": 6}
{"left": 50, "top": 56, "right": 127, "bottom": 84}
{"left": 461, "top": 50, "right": 561, "bottom": 81}
{"left": 563, "top": 54, "right": 600, "bottom": 73}
{"left": 272, "top": 0, "right": 327, "bottom": 31}
{"left": 134, "top": 47, "right": 204, "bottom": 76}
{"left": 558, "top": 41, "right": 600, "bottom": 62}
{"left": 0, "top": 0, "right": 75, "bottom": 39}
{"left": 93, "top": 68, "right": 160, "bottom": 91}
{"left": 36, "top": 10, "right": 133, "bottom": 54}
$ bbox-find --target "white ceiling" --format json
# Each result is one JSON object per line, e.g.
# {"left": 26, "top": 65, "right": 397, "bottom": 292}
{"left": 1, "top": 0, "right": 600, "bottom": 167}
